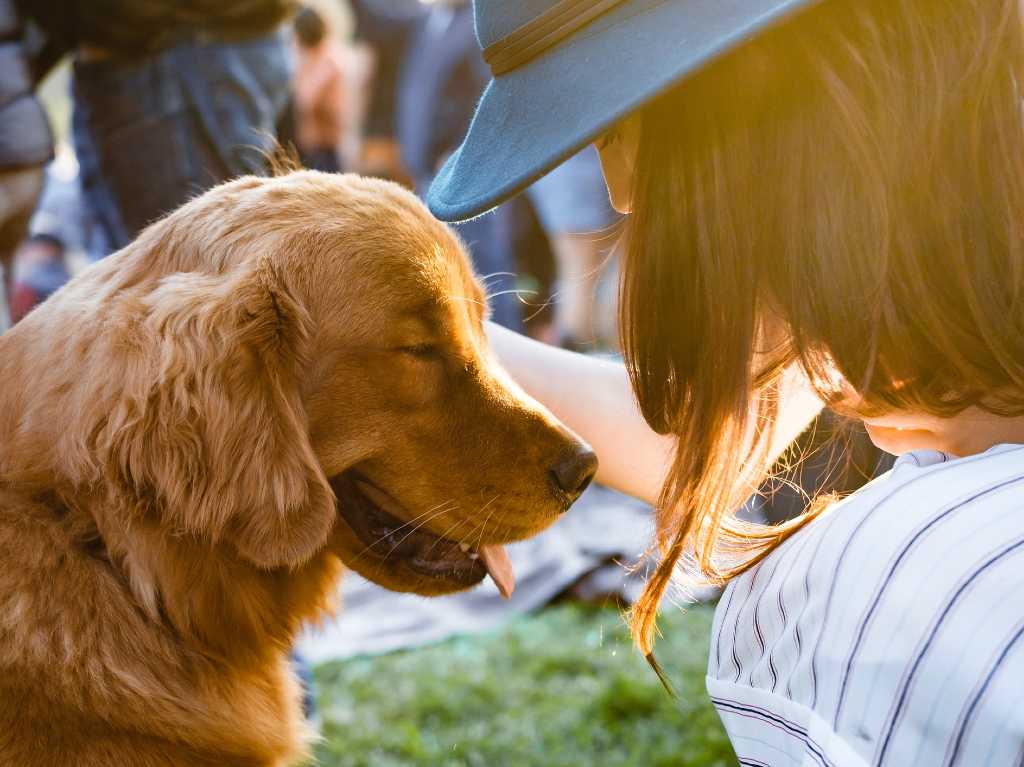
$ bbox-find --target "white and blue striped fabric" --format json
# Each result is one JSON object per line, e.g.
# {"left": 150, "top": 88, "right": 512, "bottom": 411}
{"left": 708, "top": 443, "right": 1024, "bottom": 767}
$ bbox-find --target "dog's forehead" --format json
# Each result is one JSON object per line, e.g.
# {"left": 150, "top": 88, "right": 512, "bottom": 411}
{"left": 389, "top": 216, "right": 484, "bottom": 318}
{"left": 253, "top": 172, "right": 486, "bottom": 326}
{"left": 386, "top": 232, "right": 487, "bottom": 342}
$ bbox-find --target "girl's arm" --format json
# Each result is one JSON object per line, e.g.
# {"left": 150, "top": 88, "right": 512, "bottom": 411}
{"left": 488, "top": 323, "right": 824, "bottom": 504}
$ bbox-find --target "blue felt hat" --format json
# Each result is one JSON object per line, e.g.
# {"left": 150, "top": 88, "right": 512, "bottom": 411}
{"left": 427, "top": 0, "right": 824, "bottom": 222}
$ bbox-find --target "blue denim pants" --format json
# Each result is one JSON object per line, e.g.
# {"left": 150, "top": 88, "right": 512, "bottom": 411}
{"left": 72, "top": 30, "right": 292, "bottom": 252}
{"left": 451, "top": 207, "right": 523, "bottom": 332}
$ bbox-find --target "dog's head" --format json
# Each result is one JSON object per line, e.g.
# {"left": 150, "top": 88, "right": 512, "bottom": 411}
{"left": 46, "top": 172, "right": 595, "bottom": 597}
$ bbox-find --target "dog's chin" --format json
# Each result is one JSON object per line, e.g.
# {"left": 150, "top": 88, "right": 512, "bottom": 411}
{"left": 327, "top": 472, "right": 489, "bottom": 595}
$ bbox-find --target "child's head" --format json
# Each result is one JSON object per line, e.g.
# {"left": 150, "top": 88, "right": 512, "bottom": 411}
{"left": 294, "top": 6, "right": 328, "bottom": 49}
{"left": 616, "top": 0, "right": 1024, "bottom": 653}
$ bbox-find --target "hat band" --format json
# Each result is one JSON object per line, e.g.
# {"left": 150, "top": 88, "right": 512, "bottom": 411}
{"left": 482, "top": 0, "right": 630, "bottom": 77}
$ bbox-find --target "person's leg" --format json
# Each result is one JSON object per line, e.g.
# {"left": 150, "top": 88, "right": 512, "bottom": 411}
{"left": 300, "top": 147, "right": 342, "bottom": 173}
{"left": 178, "top": 30, "right": 293, "bottom": 181}
{"left": 71, "top": 29, "right": 293, "bottom": 253}
{"left": 10, "top": 234, "right": 69, "bottom": 323}
{"left": 453, "top": 205, "right": 523, "bottom": 332}
{"left": 0, "top": 166, "right": 45, "bottom": 331}
{"left": 548, "top": 233, "right": 607, "bottom": 349}
{"left": 525, "top": 147, "right": 620, "bottom": 350}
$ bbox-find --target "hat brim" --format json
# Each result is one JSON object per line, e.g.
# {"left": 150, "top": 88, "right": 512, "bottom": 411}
{"left": 427, "top": 0, "right": 822, "bottom": 222}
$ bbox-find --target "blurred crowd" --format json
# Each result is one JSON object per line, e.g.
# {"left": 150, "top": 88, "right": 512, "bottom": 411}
{"left": 0, "top": 0, "right": 622, "bottom": 349}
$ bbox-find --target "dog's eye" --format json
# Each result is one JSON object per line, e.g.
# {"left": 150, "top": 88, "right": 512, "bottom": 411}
{"left": 398, "top": 344, "right": 439, "bottom": 359}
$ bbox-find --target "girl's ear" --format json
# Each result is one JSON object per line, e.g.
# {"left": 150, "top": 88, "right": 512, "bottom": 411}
{"left": 99, "top": 257, "right": 336, "bottom": 569}
{"left": 595, "top": 113, "right": 642, "bottom": 214}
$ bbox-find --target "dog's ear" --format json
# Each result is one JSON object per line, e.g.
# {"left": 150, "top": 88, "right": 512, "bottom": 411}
{"left": 102, "top": 257, "right": 335, "bottom": 569}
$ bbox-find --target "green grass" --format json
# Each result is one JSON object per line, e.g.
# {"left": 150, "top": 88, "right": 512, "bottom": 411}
{"left": 312, "top": 603, "right": 736, "bottom": 767}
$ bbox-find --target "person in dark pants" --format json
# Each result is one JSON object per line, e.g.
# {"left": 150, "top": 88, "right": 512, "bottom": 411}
{"left": 289, "top": 5, "right": 347, "bottom": 174}
{"left": 396, "top": 0, "right": 522, "bottom": 331}
{"left": 348, "top": 0, "right": 424, "bottom": 185}
{"left": 32, "top": 0, "right": 296, "bottom": 254}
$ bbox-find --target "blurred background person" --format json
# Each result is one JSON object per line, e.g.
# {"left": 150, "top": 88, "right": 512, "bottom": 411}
{"left": 394, "top": 0, "right": 522, "bottom": 330}
{"left": 29, "top": 0, "right": 296, "bottom": 255}
{"left": 348, "top": 0, "right": 423, "bottom": 185}
{"left": 8, "top": 147, "right": 108, "bottom": 323}
{"left": 350, "top": 0, "right": 618, "bottom": 340}
{"left": 366, "top": 0, "right": 620, "bottom": 345}
{"left": 9, "top": 233, "right": 67, "bottom": 324}
{"left": 290, "top": 5, "right": 349, "bottom": 173}
{"left": 0, "top": 0, "right": 53, "bottom": 331}
{"left": 526, "top": 147, "right": 621, "bottom": 352}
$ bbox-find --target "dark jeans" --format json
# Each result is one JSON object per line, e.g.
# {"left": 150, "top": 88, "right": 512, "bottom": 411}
{"left": 300, "top": 146, "right": 342, "bottom": 174}
{"left": 452, "top": 207, "right": 523, "bottom": 332}
{"left": 72, "top": 29, "right": 292, "bottom": 252}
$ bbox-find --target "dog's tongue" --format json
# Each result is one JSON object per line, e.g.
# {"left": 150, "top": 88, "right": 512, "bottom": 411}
{"left": 479, "top": 544, "right": 515, "bottom": 599}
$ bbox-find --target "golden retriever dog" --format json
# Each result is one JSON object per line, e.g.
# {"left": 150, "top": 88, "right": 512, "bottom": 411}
{"left": 0, "top": 171, "right": 597, "bottom": 766}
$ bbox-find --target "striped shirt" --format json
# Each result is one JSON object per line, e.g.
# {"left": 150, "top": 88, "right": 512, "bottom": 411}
{"left": 708, "top": 443, "right": 1024, "bottom": 767}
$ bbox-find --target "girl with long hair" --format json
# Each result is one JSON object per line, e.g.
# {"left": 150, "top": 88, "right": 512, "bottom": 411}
{"left": 428, "top": 0, "right": 1024, "bottom": 763}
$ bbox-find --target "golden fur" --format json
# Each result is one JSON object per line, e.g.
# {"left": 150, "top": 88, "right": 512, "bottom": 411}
{"left": 0, "top": 172, "right": 590, "bottom": 766}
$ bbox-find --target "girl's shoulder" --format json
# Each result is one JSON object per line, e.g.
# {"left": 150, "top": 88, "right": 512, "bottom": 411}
{"left": 723, "top": 443, "right": 1024, "bottom": 650}
{"left": 709, "top": 444, "right": 1024, "bottom": 766}
{"left": 717, "top": 443, "right": 1024, "bottom": 635}
{"left": 792, "top": 442, "right": 1024, "bottom": 591}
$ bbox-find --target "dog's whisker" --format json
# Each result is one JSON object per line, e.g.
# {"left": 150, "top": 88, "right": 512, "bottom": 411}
{"left": 471, "top": 494, "right": 503, "bottom": 550}
{"left": 479, "top": 271, "right": 518, "bottom": 285}
{"left": 446, "top": 294, "right": 488, "bottom": 308}
{"left": 488, "top": 288, "right": 541, "bottom": 308}
{"left": 353, "top": 505, "right": 453, "bottom": 560}
{"left": 487, "top": 288, "right": 537, "bottom": 300}
{"left": 375, "top": 504, "right": 455, "bottom": 552}
{"left": 422, "top": 516, "right": 473, "bottom": 558}
{"left": 379, "top": 502, "right": 461, "bottom": 562}
{"left": 365, "top": 498, "right": 457, "bottom": 547}
{"left": 353, "top": 500, "right": 458, "bottom": 561}
{"left": 414, "top": 490, "right": 504, "bottom": 561}
{"left": 523, "top": 298, "right": 556, "bottom": 323}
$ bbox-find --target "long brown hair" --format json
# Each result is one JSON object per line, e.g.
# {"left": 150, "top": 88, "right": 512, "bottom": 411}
{"left": 622, "top": 0, "right": 1024, "bottom": 656}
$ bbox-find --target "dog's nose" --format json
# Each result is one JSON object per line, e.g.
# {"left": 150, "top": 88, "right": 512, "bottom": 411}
{"left": 550, "top": 445, "right": 598, "bottom": 503}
